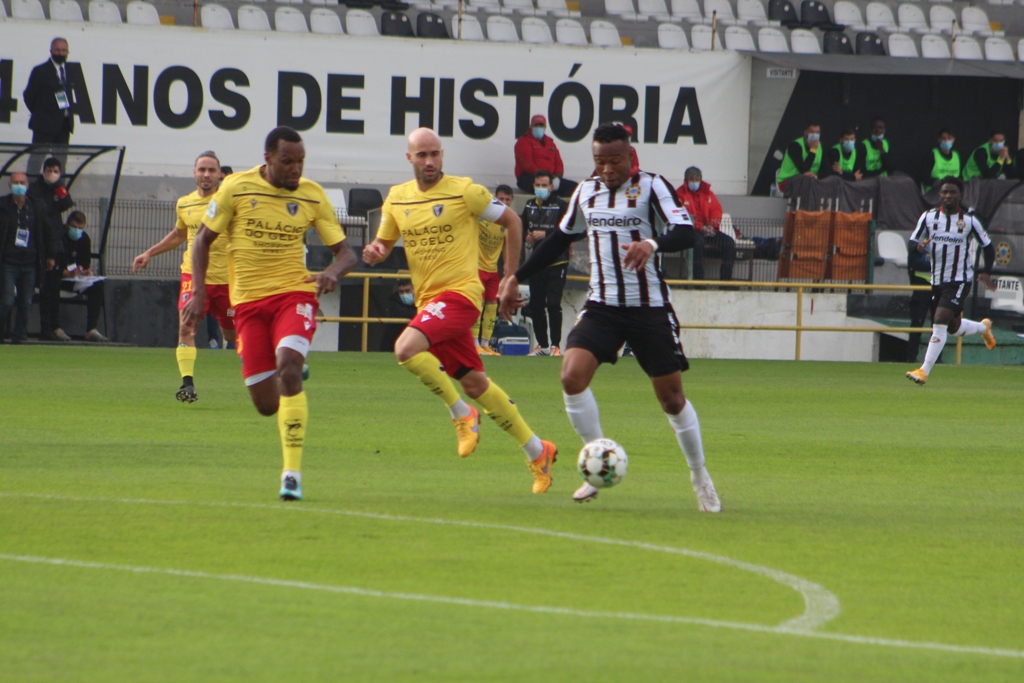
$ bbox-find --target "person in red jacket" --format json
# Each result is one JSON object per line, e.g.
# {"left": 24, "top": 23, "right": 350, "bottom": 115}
{"left": 514, "top": 114, "right": 576, "bottom": 197}
{"left": 677, "top": 167, "right": 734, "bottom": 281}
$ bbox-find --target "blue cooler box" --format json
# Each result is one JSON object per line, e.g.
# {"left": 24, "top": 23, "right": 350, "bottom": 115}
{"left": 497, "top": 337, "right": 531, "bottom": 356}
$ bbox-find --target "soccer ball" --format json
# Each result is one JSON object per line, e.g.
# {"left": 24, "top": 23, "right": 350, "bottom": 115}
{"left": 576, "top": 438, "right": 628, "bottom": 488}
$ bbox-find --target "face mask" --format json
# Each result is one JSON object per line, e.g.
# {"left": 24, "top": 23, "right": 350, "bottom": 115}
{"left": 531, "top": 126, "right": 545, "bottom": 141}
{"left": 399, "top": 293, "right": 414, "bottom": 306}
{"left": 11, "top": 184, "right": 27, "bottom": 197}
{"left": 842, "top": 140, "right": 855, "bottom": 153}
{"left": 992, "top": 141, "right": 1005, "bottom": 152}
{"left": 534, "top": 187, "right": 549, "bottom": 201}
{"left": 68, "top": 227, "right": 83, "bottom": 241}
{"left": 52, "top": 54, "right": 66, "bottom": 65}
{"left": 939, "top": 140, "right": 953, "bottom": 152}
{"left": 44, "top": 173, "right": 60, "bottom": 185}
{"left": 807, "top": 133, "right": 820, "bottom": 143}
{"left": 687, "top": 182, "right": 701, "bottom": 192}
{"left": 871, "top": 134, "right": 884, "bottom": 142}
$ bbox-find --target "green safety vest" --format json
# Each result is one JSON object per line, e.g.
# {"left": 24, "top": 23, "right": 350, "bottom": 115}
{"left": 864, "top": 138, "right": 889, "bottom": 175}
{"left": 962, "top": 143, "right": 1002, "bottom": 182}
{"left": 831, "top": 143, "right": 857, "bottom": 174}
{"left": 778, "top": 137, "right": 822, "bottom": 183}
{"left": 926, "top": 148, "right": 961, "bottom": 191}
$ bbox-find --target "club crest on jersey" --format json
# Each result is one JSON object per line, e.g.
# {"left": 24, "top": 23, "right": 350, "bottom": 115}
{"left": 287, "top": 202, "right": 299, "bottom": 216}
{"left": 404, "top": 209, "right": 411, "bottom": 217}
{"left": 956, "top": 220, "right": 966, "bottom": 229}
{"left": 181, "top": 292, "right": 190, "bottom": 303}
{"left": 433, "top": 204, "right": 444, "bottom": 217}
{"left": 250, "top": 199, "right": 257, "bottom": 209}
{"left": 625, "top": 184, "right": 641, "bottom": 200}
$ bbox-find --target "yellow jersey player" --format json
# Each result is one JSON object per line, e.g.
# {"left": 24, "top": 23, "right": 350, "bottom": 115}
{"left": 362, "top": 128, "right": 558, "bottom": 494}
{"left": 182, "top": 127, "right": 357, "bottom": 501}
{"left": 473, "top": 184, "right": 513, "bottom": 355}
{"left": 132, "top": 151, "right": 233, "bottom": 403}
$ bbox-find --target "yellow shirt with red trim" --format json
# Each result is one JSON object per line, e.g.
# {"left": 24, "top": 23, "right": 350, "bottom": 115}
{"left": 378, "top": 174, "right": 503, "bottom": 310}
{"left": 176, "top": 191, "right": 229, "bottom": 285}
{"left": 203, "top": 165, "right": 346, "bottom": 306}
{"left": 477, "top": 218, "right": 505, "bottom": 274}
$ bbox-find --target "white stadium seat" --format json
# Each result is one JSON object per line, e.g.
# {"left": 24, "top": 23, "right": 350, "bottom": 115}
{"left": 832, "top": 1, "right": 866, "bottom": 31}
{"left": 88, "top": 0, "right": 122, "bottom": 23}
{"left": 452, "top": 14, "right": 485, "bottom": 40}
{"left": 589, "top": 19, "right": 622, "bottom": 46}
{"left": 537, "top": 0, "right": 579, "bottom": 17}
{"left": 604, "top": 0, "right": 640, "bottom": 22}
{"left": 12, "top": 0, "right": 45, "bottom": 20}
{"left": 310, "top": 7, "right": 343, "bottom": 34}
{"left": 126, "top": 0, "right": 160, "bottom": 25}
{"left": 952, "top": 35, "right": 983, "bottom": 59}
{"left": 237, "top": 5, "right": 271, "bottom": 31}
{"left": 876, "top": 231, "right": 908, "bottom": 268}
{"left": 275, "top": 6, "right": 307, "bottom": 32}
{"left": 961, "top": 7, "right": 1001, "bottom": 37}
{"left": 486, "top": 15, "right": 519, "bottom": 41}
{"left": 703, "top": 0, "right": 738, "bottom": 26}
{"left": 469, "top": 0, "right": 510, "bottom": 15}
{"left": 346, "top": 8, "right": 378, "bottom": 35}
{"left": 897, "top": 4, "right": 934, "bottom": 34}
{"left": 657, "top": 22, "right": 689, "bottom": 48}
{"left": 757, "top": 26, "right": 789, "bottom": 52}
{"left": 670, "top": 0, "right": 704, "bottom": 24}
{"left": 638, "top": 0, "right": 671, "bottom": 22}
{"left": 984, "top": 36, "right": 1014, "bottom": 62}
{"left": 737, "top": 0, "right": 773, "bottom": 27}
{"left": 887, "top": 32, "right": 918, "bottom": 57}
{"left": 555, "top": 17, "right": 588, "bottom": 45}
{"left": 310, "top": 0, "right": 341, "bottom": 5}
{"left": 790, "top": 28, "right": 821, "bottom": 53}
{"left": 921, "top": 33, "right": 950, "bottom": 58}
{"left": 502, "top": 0, "right": 537, "bottom": 15}
{"left": 520, "top": 16, "right": 553, "bottom": 43}
{"left": 49, "top": 0, "right": 84, "bottom": 21}
{"left": 929, "top": 5, "right": 959, "bottom": 35}
{"left": 690, "top": 24, "right": 720, "bottom": 50}
{"left": 865, "top": 2, "right": 900, "bottom": 33}
{"left": 724, "top": 25, "right": 755, "bottom": 50}
{"left": 201, "top": 4, "right": 235, "bottom": 29}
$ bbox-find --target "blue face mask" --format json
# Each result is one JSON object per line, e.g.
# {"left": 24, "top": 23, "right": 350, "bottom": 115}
{"left": 11, "top": 184, "right": 27, "bottom": 197}
{"left": 939, "top": 140, "right": 954, "bottom": 152}
{"left": 806, "top": 133, "right": 820, "bottom": 144}
{"left": 687, "top": 182, "right": 701, "bottom": 192}
{"left": 871, "top": 133, "right": 884, "bottom": 142}
{"left": 532, "top": 126, "right": 545, "bottom": 141}
{"left": 399, "top": 292, "right": 414, "bottom": 306}
{"left": 842, "top": 140, "right": 855, "bottom": 153}
{"left": 992, "top": 141, "right": 1005, "bottom": 152}
{"left": 534, "top": 187, "right": 549, "bottom": 201}
{"left": 68, "top": 227, "right": 83, "bottom": 241}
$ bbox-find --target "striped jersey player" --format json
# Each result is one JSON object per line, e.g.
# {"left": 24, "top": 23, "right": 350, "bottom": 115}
{"left": 500, "top": 122, "right": 721, "bottom": 511}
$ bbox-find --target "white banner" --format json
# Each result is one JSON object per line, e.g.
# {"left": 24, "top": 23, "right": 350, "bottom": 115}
{"left": 1, "top": 22, "right": 751, "bottom": 192}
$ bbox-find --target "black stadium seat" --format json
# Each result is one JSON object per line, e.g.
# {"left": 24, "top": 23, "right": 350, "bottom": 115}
{"left": 768, "top": 0, "right": 801, "bottom": 29}
{"left": 855, "top": 31, "right": 886, "bottom": 55}
{"left": 417, "top": 12, "right": 449, "bottom": 38}
{"left": 381, "top": 11, "right": 414, "bottom": 36}
{"left": 823, "top": 30, "right": 852, "bottom": 54}
{"left": 348, "top": 188, "right": 384, "bottom": 218}
{"left": 800, "top": 1, "right": 841, "bottom": 30}
{"left": 380, "top": 1, "right": 412, "bottom": 10}
{"left": 343, "top": 0, "right": 376, "bottom": 8}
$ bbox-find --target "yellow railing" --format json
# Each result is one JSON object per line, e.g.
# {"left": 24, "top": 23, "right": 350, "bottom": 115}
{"left": 317, "top": 272, "right": 954, "bottom": 362}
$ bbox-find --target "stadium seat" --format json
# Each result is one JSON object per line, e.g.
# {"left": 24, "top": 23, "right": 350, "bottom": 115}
{"left": 88, "top": 0, "right": 122, "bottom": 23}
{"left": 310, "top": 7, "right": 344, "bottom": 33}
{"left": 896, "top": 3, "right": 934, "bottom": 34}
{"left": 275, "top": 7, "right": 308, "bottom": 31}
{"left": 589, "top": 19, "right": 622, "bottom": 46}
{"left": 201, "top": 4, "right": 236, "bottom": 29}
{"left": 0, "top": 1, "right": 7, "bottom": 18}
{"left": 876, "top": 231, "right": 908, "bottom": 268}
{"left": 855, "top": 31, "right": 885, "bottom": 55}
{"left": 348, "top": 188, "right": 383, "bottom": 218}
{"left": 126, "top": 0, "right": 160, "bottom": 24}
{"left": 690, "top": 23, "right": 721, "bottom": 49}
{"left": 790, "top": 27, "right": 820, "bottom": 52}
{"left": 657, "top": 21, "right": 690, "bottom": 48}
{"left": 737, "top": 0, "right": 774, "bottom": 27}
{"left": 886, "top": 31, "right": 917, "bottom": 56}
{"left": 799, "top": 1, "right": 837, "bottom": 31}
{"left": 238, "top": 5, "right": 271, "bottom": 30}
{"left": 346, "top": 8, "right": 379, "bottom": 35}
{"left": 758, "top": 26, "right": 789, "bottom": 51}
{"left": 767, "top": 0, "right": 799, "bottom": 28}
{"left": 381, "top": 10, "right": 414, "bottom": 35}
{"left": 638, "top": 0, "right": 671, "bottom": 22}
{"left": 604, "top": 0, "right": 640, "bottom": 22}
{"left": 469, "top": 0, "right": 511, "bottom": 14}
{"left": 452, "top": 14, "right": 485, "bottom": 40}
{"left": 704, "top": 0, "right": 739, "bottom": 26}
{"left": 537, "top": 0, "right": 579, "bottom": 17}
{"left": 12, "top": 0, "right": 45, "bottom": 19}
{"left": 984, "top": 36, "right": 1014, "bottom": 61}
{"left": 49, "top": 0, "right": 84, "bottom": 21}
{"left": 920, "top": 33, "right": 950, "bottom": 58}
{"left": 865, "top": 2, "right": 900, "bottom": 33}
{"left": 486, "top": 15, "right": 519, "bottom": 41}
{"left": 929, "top": 5, "right": 958, "bottom": 35}
{"left": 417, "top": 12, "right": 449, "bottom": 37}
{"left": 823, "top": 29, "right": 852, "bottom": 54}
{"left": 502, "top": 0, "right": 537, "bottom": 15}
{"left": 961, "top": 7, "right": 1001, "bottom": 37}
{"left": 521, "top": 16, "right": 554, "bottom": 42}
{"left": 952, "top": 35, "right": 983, "bottom": 59}
{"left": 555, "top": 17, "right": 588, "bottom": 44}
{"left": 310, "top": 0, "right": 341, "bottom": 5}
{"left": 832, "top": 1, "right": 865, "bottom": 31}
{"left": 724, "top": 25, "right": 756, "bottom": 50}
{"left": 670, "top": 0, "right": 704, "bottom": 24}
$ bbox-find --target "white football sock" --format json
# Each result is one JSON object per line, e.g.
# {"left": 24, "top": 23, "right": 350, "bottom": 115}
{"left": 282, "top": 470, "right": 302, "bottom": 484}
{"left": 448, "top": 398, "right": 472, "bottom": 420}
{"left": 563, "top": 389, "right": 603, "bottom": 443}
{"left": 667, "top": 401, "right": 708, "bottom": 479}
{"left": 952, "top": 319, "right": 986, "bottom": 337}
{"left": 523, "top": 435, "right": 544, "bottom": 461}
{"left": 921, "top": 324, "right": 948, "bottom": 374}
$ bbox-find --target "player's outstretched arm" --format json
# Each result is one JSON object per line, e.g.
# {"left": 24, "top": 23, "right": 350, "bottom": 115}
{"left": 132, "top": 228, "right": 186, "bottom": 272}
{"left": 306, "top": 241, "right": 358, "bottom": 299}
{"left": 181, "top": 226, "right": 218, "bottom": 331}
{"left": 362, "top": 238, "right": 396, "bottom": 266}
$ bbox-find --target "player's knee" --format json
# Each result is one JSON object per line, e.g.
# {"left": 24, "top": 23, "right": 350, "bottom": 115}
{"left": 560, "top": 368, "right": 587, "bottom": 395}
{"left": 253, "top": 397, "right": 279, "bottom": 416}
{"left": 277, "top": 364, "right": 303, "bottom": 394}
{"left": 660, "top": 395, "right": 685, "bottom": 415}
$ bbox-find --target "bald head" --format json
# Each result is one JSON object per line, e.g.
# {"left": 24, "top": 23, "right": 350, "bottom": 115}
{"left": 11, "top": 172, "right": 28, "bottom": 184}
{"left": 406, "top": 127, "right": 444, "bottom": 189}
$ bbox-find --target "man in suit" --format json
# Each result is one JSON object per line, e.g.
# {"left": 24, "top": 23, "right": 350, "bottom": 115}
{"left": 23, "top": 38, "right": 76, "bottom": 175}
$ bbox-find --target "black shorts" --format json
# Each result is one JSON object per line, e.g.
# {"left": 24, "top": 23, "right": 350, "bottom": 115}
{"left": 566, "top": 302, "right": 689, "bottom": 377}
{"left": 931, "top": 281, "right": 972, "bottom": 315}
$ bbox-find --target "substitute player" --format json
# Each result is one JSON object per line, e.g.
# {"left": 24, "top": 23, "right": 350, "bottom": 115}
{"left": 362, "top": 128, "right": 558, "bottom": 494}
{"left": 906, "top": 176, "right": 997, "bottom": 386}
{"left": 473, "top": 184, "right": 514, "bottom": 355}
{"left": 132, "top": 151, "right": 233, "bottom": 403}
{"left": 182, "top": 127, "right": 357, "bottom": 501}
{"left": 499, "top": 123, "right": 721, "bottom": 511}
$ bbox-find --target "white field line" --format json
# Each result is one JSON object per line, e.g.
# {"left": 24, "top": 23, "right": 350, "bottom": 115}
{"left": 1, "top": 553, "right": 1022, "bottom": 660}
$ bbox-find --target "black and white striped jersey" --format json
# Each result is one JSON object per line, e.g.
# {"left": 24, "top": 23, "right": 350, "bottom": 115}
{"left": 909, "top": 207, "right": 991, "bottom": 285}
{"left": 560, "top": 172, "right": 693, "bottom": 307}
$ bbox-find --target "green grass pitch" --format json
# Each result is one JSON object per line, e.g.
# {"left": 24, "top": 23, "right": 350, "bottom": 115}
{"left": 1, "top": 347, "right": 1022, "bottom": 681}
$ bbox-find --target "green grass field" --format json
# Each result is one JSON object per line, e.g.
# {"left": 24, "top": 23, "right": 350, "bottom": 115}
{"left": 1, "top": 347, "right": 1022, "bottom": 681}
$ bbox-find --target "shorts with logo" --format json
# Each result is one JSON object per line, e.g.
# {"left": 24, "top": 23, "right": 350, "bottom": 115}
{"left": 479, "top": 269, "right": 501, "bottom": 301}
{"left": 409, "top": 291, "right": 485, "bottom": 379}
{"left": 233, "top": 291, "right": 318, "bottom": 383}
{"left": 931, "top": 281, "right": 972, "bottom": 315}
{"left": 566, "top": 301, "right": 689, "bottom": 378}
{"left": 179, "top": 273, "right": 235, "bottom": 331}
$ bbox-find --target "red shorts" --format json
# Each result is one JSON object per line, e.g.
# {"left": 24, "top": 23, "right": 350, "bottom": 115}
{"left": 479, "top": 269, "right": 501, "bottom": 302}
{"left": 409, "top": 291, "right": 484, "bottom": 378}
{"left": 233, "top": 291, "right": 318, "bottom": 384}
{"left": 179, "top": 274, "right": 235, "bottom": 331}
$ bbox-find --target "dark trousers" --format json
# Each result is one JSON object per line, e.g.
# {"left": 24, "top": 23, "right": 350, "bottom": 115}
{"left": 692, "top": 231, "right": 736, "bottom": 281}
{"left": 516, "top": 173, "right": 577, "bottom": 198}
{"left": 1, "top": 263, "right": 37, "bottom": 342}
{"left": 907, "top": 272, "right": 932, "bottom": 363}
{"left": 527, "top": 263, "right": 568, "bottom": 348}
{"left": 40, "top": 268, "right": 63, "bottom": 334}
{"left": 60, "top": 279, "right": 105, "bottom": 332}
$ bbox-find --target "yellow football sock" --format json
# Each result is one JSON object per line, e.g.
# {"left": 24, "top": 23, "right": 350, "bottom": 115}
{"left": 278, "top": 391, "right": 307, "bottom": 473}
{"left": 472, "top": 310, "right": 484, "bottom": 344}
{"left": 176, "top": 345, "right": 197, "bottom": 379}
{"left": 481, "top": 302, "right": 498, "bottom": 344}
{"left": 399, "top": 351, "right": 461, "bottom": 408}
{"left": 476, "top": 381, "right": 534, "bottom": 447}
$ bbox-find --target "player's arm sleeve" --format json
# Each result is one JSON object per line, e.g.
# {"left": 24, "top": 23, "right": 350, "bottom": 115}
{"left": 465, "top": 183, "right": 503, "bottom": 222}
{"left": 981, "top": 242, "right": 996, "bottom": 273}
{"left": 908, "top": 213, "right": 928, "bottom": 247}
{"left": 203, "top": 186, "right": 235, "bottom": 235}
{"left": 514, "top": 230, "right": 576, "bottom": 283}
{"left": 313, "top": 192, "right": 347, "bottom": 245}
{"left": 376, "top": 196, "right": 400, "bottom": 242}
{"left": 558, "top": 182, "right": 587, "bottom": 236}
{"left": 651, "top": 175, "right": 697, "bottom": 252}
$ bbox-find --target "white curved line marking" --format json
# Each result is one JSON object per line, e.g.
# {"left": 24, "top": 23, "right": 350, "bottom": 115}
{"left": 0, "top": 492, "right": 837, "bottom": 631}
{"left": 1, "top": 553, "right": 1021, "bottom": 660}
